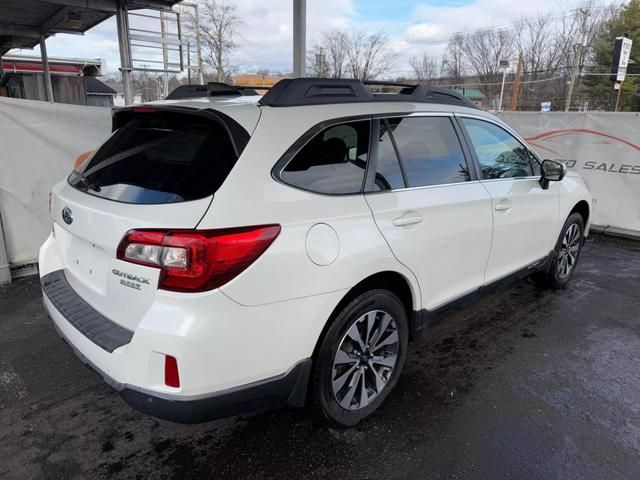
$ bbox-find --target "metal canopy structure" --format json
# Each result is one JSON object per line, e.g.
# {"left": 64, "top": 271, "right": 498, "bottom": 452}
{"left": 0, "top": 0, "right": 180, "bottom": 103}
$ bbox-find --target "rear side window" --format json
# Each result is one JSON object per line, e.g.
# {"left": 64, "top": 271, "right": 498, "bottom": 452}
{"left": 387, "top": 116, "right": 470, "bottom": 187}
{"left": 370, "top": 120, "right": 406, "bottom": 191}
{"left": 280, "top": 120, "right": 371, "bottom": 194}
{"left": 69, "top": 111, "right": 240, "bottom": 204}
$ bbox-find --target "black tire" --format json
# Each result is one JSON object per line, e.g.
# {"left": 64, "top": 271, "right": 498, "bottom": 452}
{"left": 311, "top": 289, "right": 409, "bottom": 428}
{"left": 533, "top": 212, "right": 585, "bottom": 289}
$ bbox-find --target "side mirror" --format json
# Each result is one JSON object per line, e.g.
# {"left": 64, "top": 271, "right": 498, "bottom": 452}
{"left": 540, "top": 159, "right": 566, "bottom": 189}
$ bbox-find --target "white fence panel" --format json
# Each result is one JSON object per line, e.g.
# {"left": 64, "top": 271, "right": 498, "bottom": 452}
{"left": 0, "top": 97, "right": 111, "bottom": 266}
{"left": 0, "top": 101, "right": 638, "bottom": 271}
{"left": 498, "top": 112, "right": 640, "bottom": 238}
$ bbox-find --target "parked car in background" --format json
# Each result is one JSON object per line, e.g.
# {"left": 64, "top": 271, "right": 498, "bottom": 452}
{"left": 40, "top": 79, "right": 592, "bottom": 427}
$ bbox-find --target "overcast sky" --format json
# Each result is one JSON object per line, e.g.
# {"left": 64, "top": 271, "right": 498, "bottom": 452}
{"left": 11, "top": 0, "right": 613, "bottom": 77}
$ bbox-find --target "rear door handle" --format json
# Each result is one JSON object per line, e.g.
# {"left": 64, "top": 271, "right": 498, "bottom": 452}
{"left": 494, "top": 200, "right": 512, "bottom": 212}
{"left": 393, "top": 214, "right": 423, "bottom": 227}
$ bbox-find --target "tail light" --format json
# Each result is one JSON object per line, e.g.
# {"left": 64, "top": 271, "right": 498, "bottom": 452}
{"left": 116, "top": 225, "right": 281, "bottom": 292}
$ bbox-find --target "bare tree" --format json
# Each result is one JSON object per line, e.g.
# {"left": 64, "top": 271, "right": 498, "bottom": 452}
{"left": 310, "top": 30, "right": 394, "bottom": 80}
{"left": 409, "top": 53, "right": 439, "bottom": 82}
{"left": 462, "top": 28, "right": 515, "bottom": 84}
{"left": 184, "top": 1, "right": 241, "bottom": 82}
{"left": 442, "top": 33, "right": 466, "bottom": 82}
{"left": 309, "top": 30, "right": 349, "bottom": 78}
{"left": 516, "top": 14, "right": 562, "bottom": 76}
{"left": 346, "top": 31, "right": 395, "bottom": 80}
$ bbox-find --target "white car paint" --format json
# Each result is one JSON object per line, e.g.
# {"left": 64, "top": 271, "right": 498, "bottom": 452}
{"left": 39, "top": 92, "right": 592, "bottom": 416}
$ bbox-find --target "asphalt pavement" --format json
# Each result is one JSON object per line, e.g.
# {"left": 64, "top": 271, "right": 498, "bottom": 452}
{"left": 1, "top": 234, "right": 639, "bottom": 480}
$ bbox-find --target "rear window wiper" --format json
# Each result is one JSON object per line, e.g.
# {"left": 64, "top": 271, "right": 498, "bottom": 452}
{"left": 83, "top": 135, "right": 178, "bottom": 178}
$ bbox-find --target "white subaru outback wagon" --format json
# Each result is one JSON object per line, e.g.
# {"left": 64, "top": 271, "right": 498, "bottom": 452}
{"left": 40, "top": 79, "right": 592, "bottom": 427}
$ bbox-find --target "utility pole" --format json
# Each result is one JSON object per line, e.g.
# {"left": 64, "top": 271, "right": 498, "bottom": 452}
{"left": 565, "top": 8, "right": 590, "bottom": 112}
{"left": 510, "top": 54, "right": 523, "bottom": 111}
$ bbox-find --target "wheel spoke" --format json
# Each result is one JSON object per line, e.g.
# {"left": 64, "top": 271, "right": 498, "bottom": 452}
{"left": 358, "top": 369, "right": 368, "bottom": 407}
{"left": 371, "top": 354, "right": 397, "bottom": 368}
{"left": 364, "top": 312, "right": 376, "bottom": 346}
{"left": 370, "top": 365, "right": 387, "bottom": 393}
{"left": 333, "top": 363, "right": 358, "bottom": 393}
{"left": 334, "top": 349, "right": 357, "bottom": 366}
{"left": 369, "top": 312, "right": 392, "bottom": 349}
{"left": 346, "top": 323, "right": 365, "bottom": 350}
{"left": 339, "top": 369, "right": 361, "bottom": 408}
{"left": 372, "top": 330, "right": 399, "bottom": 352}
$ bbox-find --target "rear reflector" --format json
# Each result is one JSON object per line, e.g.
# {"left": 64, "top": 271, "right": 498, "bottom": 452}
{"left": 117, "top": 225, "right": 281, "bottom": 292}
{"left": 164, "top": 355, "right": 180, "bottom": 388}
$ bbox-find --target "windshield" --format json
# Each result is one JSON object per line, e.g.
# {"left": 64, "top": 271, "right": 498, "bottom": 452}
{"left": 69, "top": 111, "right": 239, "bottom": 204}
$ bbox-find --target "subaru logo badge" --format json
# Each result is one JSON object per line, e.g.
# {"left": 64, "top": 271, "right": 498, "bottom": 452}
{"left": 62, "top": 207, "right": 73, "bottom": 225}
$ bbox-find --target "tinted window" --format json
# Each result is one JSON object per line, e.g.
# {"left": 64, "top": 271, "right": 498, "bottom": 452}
{"left": 462, "top": 118, "right": 534, "bottom": 179}
{"left": 69, "top": 112, "right": 239, "bottom": 204}
{"left": 387, "top": 116, "right": 470, "bottom": 187}
{"left": 370, "top": 119, "right": 405, "bottom": 191}
{"left": 281, "top": 120, "right": 370, "bottom": 194}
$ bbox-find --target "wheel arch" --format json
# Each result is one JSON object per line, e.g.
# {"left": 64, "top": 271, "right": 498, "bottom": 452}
{"left": 312, "top": 270, "right": 419, "bottom": 362}
{"left": 569, "top": 200, "right": 590, "bottom": 227}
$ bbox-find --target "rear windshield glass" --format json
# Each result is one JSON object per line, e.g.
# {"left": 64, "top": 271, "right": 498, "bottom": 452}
{"left": 69, "top": 111, "right": 239, "bottom": 204}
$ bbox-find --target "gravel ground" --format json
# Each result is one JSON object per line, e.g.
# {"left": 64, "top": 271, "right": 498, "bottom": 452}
{"left": 1, "top": 234, "right": 639, "bottom": 480}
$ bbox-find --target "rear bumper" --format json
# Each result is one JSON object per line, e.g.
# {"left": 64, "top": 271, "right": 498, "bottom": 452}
{"left": 48, "top": 313, "right": 311, "bottom": 423}
{"left": 39, "top": 232, "right": 343, "bottom": 422}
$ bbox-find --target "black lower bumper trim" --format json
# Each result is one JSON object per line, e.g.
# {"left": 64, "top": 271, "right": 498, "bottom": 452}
{"left": 120, "top": 359, "right": 312, "bottom": 424}
{"left": 42, "top": 270, "right": 133, "bottom": 352}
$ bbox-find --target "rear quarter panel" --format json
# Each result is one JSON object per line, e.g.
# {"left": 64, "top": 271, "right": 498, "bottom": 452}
{"left": 198, "top": 105, "right": 422, "bottom": 308}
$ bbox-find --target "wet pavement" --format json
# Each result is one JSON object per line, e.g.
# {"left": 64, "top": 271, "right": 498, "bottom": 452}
{"left": 1, "top": 234, "right": 639, "bottom": 480}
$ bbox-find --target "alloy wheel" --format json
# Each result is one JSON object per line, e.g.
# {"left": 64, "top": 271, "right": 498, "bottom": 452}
{"left": 331, "top": 310, "right": 399, "bottom": 411}
{"left": 557, "top": 223, "right": 581, "bottom": 279}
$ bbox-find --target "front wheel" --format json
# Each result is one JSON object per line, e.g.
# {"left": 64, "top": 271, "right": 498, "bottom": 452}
{"left": 533, "top": 212, "right": 584, "bottom": 289}
{"left": 311, "top": 289, "right": 409, "bottom": 428}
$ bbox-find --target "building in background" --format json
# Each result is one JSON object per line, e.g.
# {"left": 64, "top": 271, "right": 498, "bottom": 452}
{"left": 0, "top": 54, "right": 114, "bottom": 107}
{"left": 452, "top": 87, "right": 486, "bottom": 108}
{"left": 84, "top": 77, "right": 116, "bottom": 107}
{"left": 234, "top": 74, "right": 285, "bottom": 94}
{"left": 103, "top": 81, "right": 143, "bottom": 106}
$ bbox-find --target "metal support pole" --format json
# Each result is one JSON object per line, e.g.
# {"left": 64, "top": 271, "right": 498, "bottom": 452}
{"left": 293, "top": 0, "right": 306, "bottom": 77}
{"left": 193, "top": 3, "right": 204, "bottom": 85}
{"left": 614, "top": 83, "right": 622, "bottom": 112}
{"left": 0, "top": 212, "right": 11, "bottom": 286}
{"left": 160, "top": 10, "right": 169, "bottom": 98}
{"left": 498, "top": 68, "right": 507, "bottom": 111}
{"left": 39, "top": 34, "right": 54, "bottom": 103}
{"left": 116, "top": 2, "right": 134, "bottom": 105}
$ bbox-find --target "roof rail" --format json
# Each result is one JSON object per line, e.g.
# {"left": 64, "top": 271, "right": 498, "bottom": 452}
{"left": 258, "top": 78, "right": 479, "bottom": 109}
{"left": 165, "top": 82, "right": 263, "bottom": 100}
